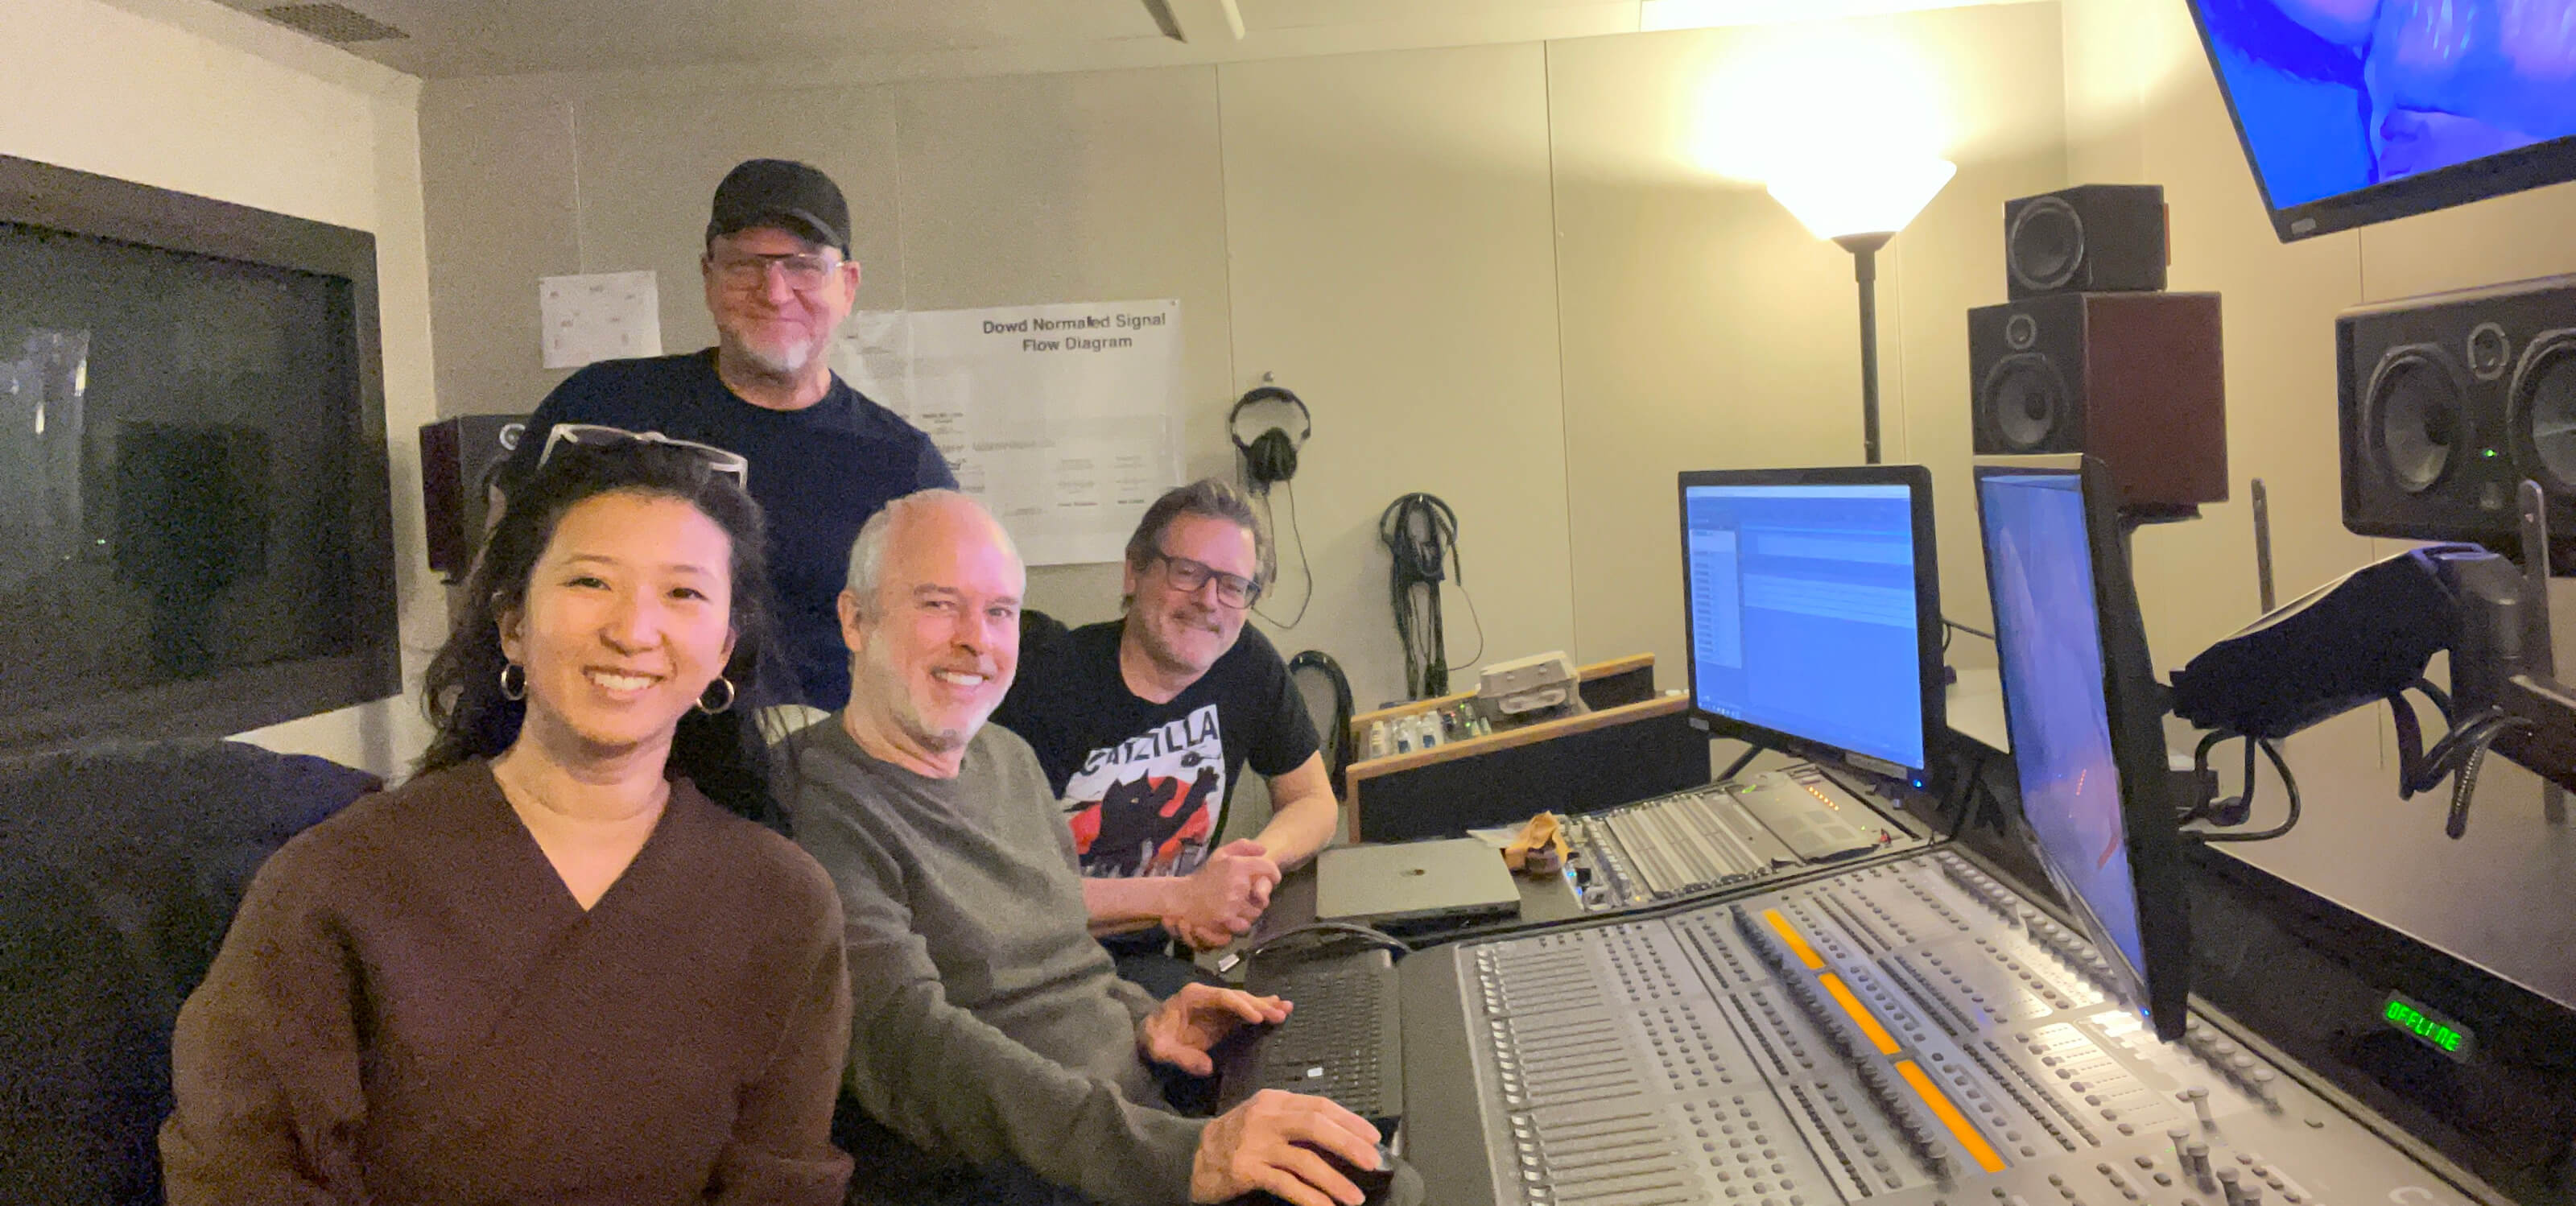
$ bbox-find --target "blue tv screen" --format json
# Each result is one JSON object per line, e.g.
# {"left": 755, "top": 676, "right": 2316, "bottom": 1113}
{"left": 2188, "top": 0, "right": 2576, "bottom": 238}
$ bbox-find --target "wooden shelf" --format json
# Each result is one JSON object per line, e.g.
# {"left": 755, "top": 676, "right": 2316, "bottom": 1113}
{"left": 1343, "top": 692, "right": 1689, "bottom": 803}
{"left": 1345, "top": 653, "right": 1655, "bottom": 754}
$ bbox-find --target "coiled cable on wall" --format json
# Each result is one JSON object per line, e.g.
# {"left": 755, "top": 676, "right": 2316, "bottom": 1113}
{"left": 1379, "top": 493, "right": 1481, "bottom": 700}
{"left": 1290, "top": 649, "right": 1356, "bottom": 789}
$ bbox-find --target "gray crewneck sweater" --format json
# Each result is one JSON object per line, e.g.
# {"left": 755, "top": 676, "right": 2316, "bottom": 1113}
{"left": 786, "top": 719, "right": 1204, "bottom": 1205}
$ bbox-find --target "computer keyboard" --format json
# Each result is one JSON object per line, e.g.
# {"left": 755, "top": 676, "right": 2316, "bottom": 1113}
{"left": 1215, "top": 946, "right": 1405, "bottom": 1130}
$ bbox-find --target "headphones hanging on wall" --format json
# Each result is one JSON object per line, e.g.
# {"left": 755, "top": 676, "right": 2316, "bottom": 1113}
{"left": 1229, "top": 382, "right": 1311, "bottom": 489}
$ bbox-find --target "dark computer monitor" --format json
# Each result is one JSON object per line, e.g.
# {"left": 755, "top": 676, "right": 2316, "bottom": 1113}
{"left": 1677, "top": 465, "right": 1944, "bottom": 790}
{"left": 1975, "top": 458, "right": 2190, "bottom": 1040}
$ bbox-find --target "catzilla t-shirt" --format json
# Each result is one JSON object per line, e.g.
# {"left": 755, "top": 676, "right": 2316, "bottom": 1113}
{"left": 993, "top": 620, "right": 1319, "bottom": 880}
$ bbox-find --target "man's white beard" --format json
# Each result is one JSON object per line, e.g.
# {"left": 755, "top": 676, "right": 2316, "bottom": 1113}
{"left": 737, "top": 337, "right": 814, "bottom": 378}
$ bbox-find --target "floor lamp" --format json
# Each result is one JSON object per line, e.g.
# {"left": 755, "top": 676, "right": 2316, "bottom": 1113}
{"left": 1766, "top": 159, "right": 1956, "bottom": 465}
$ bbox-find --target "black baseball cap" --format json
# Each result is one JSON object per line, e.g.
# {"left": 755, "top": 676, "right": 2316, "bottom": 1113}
{"left": 705, "top": 159, "right": 851, "bottom": 255}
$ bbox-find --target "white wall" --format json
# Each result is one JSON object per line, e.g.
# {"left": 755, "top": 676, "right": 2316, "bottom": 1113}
{"left": 416, "top": 5, "right": 2066, "bottom": 714}
{"left": 1549, "top": 5, "right": 2066, "bottom": 683}
{"left": 4, "top": 0, "right": 442, "bottom": 779}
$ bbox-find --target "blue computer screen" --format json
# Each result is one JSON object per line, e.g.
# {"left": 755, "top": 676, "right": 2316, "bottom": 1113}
{"left": 1978, "top": 473, "right": 2148, "bottom": 983}
{"left": 1684, "top": 483, "right": 1925, "bottom": 774}
{"left": 2194, "top": 0, "right": 2576, "bottom": 209}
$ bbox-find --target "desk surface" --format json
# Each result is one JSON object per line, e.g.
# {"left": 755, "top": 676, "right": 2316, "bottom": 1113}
{"left": 1945, "top": 666, "right": 2009, "bottom": 754}
{"left": 2210, "top": 709, "right": 2576, "bottom": 1011}
{"left": 1221, "top": 847, "right": 1585, "bottom": 966}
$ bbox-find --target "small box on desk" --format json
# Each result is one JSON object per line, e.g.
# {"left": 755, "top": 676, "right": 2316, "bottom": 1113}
{"left": 1343, "top": 655, "right": 1704, "bottom": 843}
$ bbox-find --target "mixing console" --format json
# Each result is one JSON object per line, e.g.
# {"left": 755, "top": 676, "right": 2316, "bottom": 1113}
{"left": 1399, "top": 849, "right": 2491, "bottom": 1206}
{"left": 1565, "top": 766, "right": 1913, "bottom": 911}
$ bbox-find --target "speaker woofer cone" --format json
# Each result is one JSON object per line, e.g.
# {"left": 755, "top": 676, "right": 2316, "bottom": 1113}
{"left": 2510, "top": 329, "right": 2576, "bottom": 492}
{"left": 2008, "top": 196, "right": 2085, "bottom": 295}
{"left": 1982, "top": 353, "right": 2067, "bottom": 452}
{"left": 2367, "top": 347, "right": 2464, "bottom": 495}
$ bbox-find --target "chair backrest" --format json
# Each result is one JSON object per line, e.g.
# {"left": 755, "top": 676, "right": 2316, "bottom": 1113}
{"left": 0, "top": 739, "right": 379, "bottom": 1205}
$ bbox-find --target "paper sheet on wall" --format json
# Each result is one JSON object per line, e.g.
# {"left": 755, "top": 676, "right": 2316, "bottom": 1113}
{"left": 833, "top": 299, "right": 1183, "bottom": 565}
{"left": 539, "top": 271, "right": 662, "bottom": 369}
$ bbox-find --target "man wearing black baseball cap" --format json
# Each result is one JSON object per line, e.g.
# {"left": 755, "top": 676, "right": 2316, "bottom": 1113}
{"left": 507, "top": 158, "right": 956, "bottom": 712}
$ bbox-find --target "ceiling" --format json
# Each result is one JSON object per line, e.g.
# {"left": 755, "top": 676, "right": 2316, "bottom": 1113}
{"left": 217, "top": 0, "right": 2040, "bottom": 80}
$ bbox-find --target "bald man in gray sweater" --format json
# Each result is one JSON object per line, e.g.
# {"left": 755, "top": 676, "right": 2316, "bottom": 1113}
{"left": 788, "top": 490, "right": 1389, "bottom": 1206}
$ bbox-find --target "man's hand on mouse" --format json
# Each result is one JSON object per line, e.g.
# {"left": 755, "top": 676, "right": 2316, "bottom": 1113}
{"left": 1164, "top": 840, "right": 1282, "bottom": 951}
{"left": 1189, "top": 1088, "right": 1384, "bottom": 1206}
{"left": 1141, "top": 983, "right": 1291, "bottom": 1076}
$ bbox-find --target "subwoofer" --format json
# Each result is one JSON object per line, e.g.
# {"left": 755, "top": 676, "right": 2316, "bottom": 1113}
{"left": 421, "top": 413, "right": 529, "bottom": 583}
{"left": 1971, "top": 291, "right": 2227, "bottom": 514}
{"left": 2339, "top": 273, "right": 2576, "bottom": 560}
{"left": 2004, "top": 184, "right": 2169, "bottom": 299}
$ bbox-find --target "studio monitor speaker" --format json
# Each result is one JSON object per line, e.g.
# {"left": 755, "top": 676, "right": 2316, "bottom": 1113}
{"left": 2005, "top": 184, "right": 2169, "bottom": 299}
{"left": 2339, "top": 273, "right": 2576, "bottom": 560}
{"left": 1971, "top": 291, "right": 2227, "bottom": 514}
{"left": 421, "top": 413, "right": 528, "bottom": 583}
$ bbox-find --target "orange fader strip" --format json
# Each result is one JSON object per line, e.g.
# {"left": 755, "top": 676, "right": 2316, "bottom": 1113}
{"left": 1897, "top": 1059, "right": 2009, "bottom": 1172}
{"left": 1758, "top": 907, "right": 2008, "bottom": 1172}
{"left": 1817, "top": 973, "right": 1902, "bottom": 1055}
{"left": 1761, "top": 909, "right": 1827, "bottom": 969}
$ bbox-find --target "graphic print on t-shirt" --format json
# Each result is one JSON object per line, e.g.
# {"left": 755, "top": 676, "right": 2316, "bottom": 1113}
{"left": 1063, "top": 703, "right": 1225, "bottom": 878}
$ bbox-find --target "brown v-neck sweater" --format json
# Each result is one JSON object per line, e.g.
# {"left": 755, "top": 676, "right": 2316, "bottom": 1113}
{"left": 161, "top": 759, "right": 853, "bottom": 1204}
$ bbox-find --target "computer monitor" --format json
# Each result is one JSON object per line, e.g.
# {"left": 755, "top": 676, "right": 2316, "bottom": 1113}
{"left": 1975, "top": 458, "right": 2190, "bottom": 1040}
{"left": 1677, "top": 465, "right": 1944, "bottom": 789}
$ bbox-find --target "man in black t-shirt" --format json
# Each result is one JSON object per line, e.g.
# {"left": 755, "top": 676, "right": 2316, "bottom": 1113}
{"left": 503, "top": 159, "right": 955, "bottom": 710}
{"left": 993, "top": 480, "right": 1337, "bottom": 974}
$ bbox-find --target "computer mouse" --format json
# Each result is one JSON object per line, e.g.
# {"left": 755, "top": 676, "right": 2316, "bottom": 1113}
{"left": 1305, "top": 1139, "right": 1397, "bottom": 1196}
{"left": 1306, "top": 1141, "right": 1417, "bottom": 1204}
{"left": 1233, "top": 1142, "right": 1417, "bottom": 1206}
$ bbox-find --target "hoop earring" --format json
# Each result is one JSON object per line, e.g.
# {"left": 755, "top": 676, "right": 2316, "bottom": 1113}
{"left": 697, "top": 675, "right": 737, "bottom": 716}
{"left": 499, "top": 663, "right": 527, "bottom": 701}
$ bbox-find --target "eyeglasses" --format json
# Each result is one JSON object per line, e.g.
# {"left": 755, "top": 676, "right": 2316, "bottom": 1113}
{"left": 708, "top": 250, "right": 843, "bottom": 293}
{"left": 1150, "top": 550, "right": 1261, "bottom": 609}
{"left": 538, "top": 423, "right": 750, "bottom": 488}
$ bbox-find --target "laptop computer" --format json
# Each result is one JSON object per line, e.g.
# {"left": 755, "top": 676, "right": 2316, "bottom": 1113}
{"left": 1315, "top": 838, "right": 1522, "bottom": 928}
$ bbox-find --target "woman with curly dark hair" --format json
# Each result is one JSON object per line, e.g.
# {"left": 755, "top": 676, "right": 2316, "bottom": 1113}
{"left": 163, "top": 429, "right": 852, "bottom": 1204}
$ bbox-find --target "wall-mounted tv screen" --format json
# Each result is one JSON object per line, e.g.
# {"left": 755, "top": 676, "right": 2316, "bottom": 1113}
{"left": 2185, "top": 0, "right": 2576, "bottom": 240}
{"left": 0, "top": 154, "right": 397, "bottom": 754}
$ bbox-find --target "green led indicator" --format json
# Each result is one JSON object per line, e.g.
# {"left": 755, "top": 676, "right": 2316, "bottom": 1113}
{"left": 2483, "top": 448, "right": 2501, "bottom": 459}
{"left": 2382, "top": 993, "right": 2475, "bottom": 1062}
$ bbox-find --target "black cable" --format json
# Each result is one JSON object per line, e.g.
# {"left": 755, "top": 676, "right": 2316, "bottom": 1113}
{"left": 2194, "top": 737, "right": 2303, "bottom": 842}
{"left": 2184, "top": 729, "right": 2230, "bottom": 824}
{"left": 2443, "top": 717, "right": 2530, "bottom": 839}
{"left": 2413, "top": 677, "right": 2454, "bottom": 722}
{"left": 2388, "top": 692, "right": 2429, "bottom": 793}
{"left": 1288, "top": 649, "right": 1355, "bottom": 791}
{"left": 1380, "top": 494, "right": 1463, "bottom": 699}
{"left": 1946, "top": 749, "right": 1992, "bottom": 840}
{"left": 2405, "top": 707, "right": 2516, "bottom": 798}
{"left": 1942, "top": 618, "right": 1996, "bottom": 642}
{"left": 1253, "top": 477, "right": 1314, "bottom": 629}
{"left": 1244, "top": 921, "right": 1410, "bottom": 964}
{"left": 1719, "top": 744, "right": 1764, "bottom": 783}
{"left": 2185, "top": 729, "right": 2260, "bottom": 827}
{"left": 1450, "top": 577, "right": 1487, "bottom": 669}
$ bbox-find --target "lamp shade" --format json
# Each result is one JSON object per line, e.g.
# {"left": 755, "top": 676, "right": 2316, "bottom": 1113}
{"left": 1766, "top": 158, "right": 1957, "bottom": 242}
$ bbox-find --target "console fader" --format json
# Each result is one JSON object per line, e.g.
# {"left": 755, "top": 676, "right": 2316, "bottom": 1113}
{"left": 1399, "top": 849, "right": 2492, "bottom": 1206}
{"left": 1565, "top": 766, "right": 1918, "bottom": 911}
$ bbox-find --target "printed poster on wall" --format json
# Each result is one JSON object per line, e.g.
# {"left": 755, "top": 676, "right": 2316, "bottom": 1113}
{"left": 833, "top": 299, "right": 1183, "bottom": 566}
{"left": 537, "top": 271, "right": 662, "bottom": 369}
